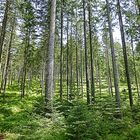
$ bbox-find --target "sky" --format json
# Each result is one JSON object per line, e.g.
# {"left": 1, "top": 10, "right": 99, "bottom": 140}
{"left": 113, "top": 27, "right": 121, "bottom": 42}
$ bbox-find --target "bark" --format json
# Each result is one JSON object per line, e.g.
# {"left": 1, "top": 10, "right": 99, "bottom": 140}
{"left": 1, "top": 17, "right": 15, "bottom": 99}
{"left": 83, "top": 0, "right": 90, "bottom": 104}
{"left": 45, "top": 0, "right": 56, "bottom": 109}
{"left": 117, "top": 0, "right": 133, "bottom": 107}
{"left": 104, "top": 44, "right": 113, "bottom": 96}
{"left": 60, "top": 0, "right": 64, "bottom": 100}
{"left": 66, "top": 17, "right": 69, "bottom": 101}
{"left": 69, "top": 21, "right": 73, "bottom": 100}
{"left": 18, "top": 67, "right": 21, "bottom": 89}
{"left": 88, "top": 0, "right": 95, "bottom": 102}
{"left": 80, "top": 44, "right": 84, "bottom": 98}
{"left": 0, "top": 0, "right": 10, "bottom": 64}
{"left": 76, "top": 10, "right": 79, "bottom": 96}
{"left": 41, "top": 63, "right": 45, "bottom": 95}
{"left": 130, "top": 36, "right": 140, "bottom": 99}
{"left": 97, "top": 60, "right": 102, "bottom": 95}
{"left": 21, "top": 30, "right": 30, "bottom": 98}
{"left": 28, "top": 70, "right": 32, "bottom": 90}
{"left": 106, "top": 0, "right": 121, "bottom": 107}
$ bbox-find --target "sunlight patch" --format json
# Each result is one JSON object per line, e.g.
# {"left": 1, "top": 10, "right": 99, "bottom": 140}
{"left": 5, "top": 133, "right": 21, "bottom": 140}
{"left": 10, "top": 106, "right": 22, "bottom": 114}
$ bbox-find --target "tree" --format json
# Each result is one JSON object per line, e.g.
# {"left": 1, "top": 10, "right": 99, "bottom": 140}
{"left": 106, "top": 0, "right": 121, "bottom": 107}
{"left": 83, "top": 0, "right": 90, "bottom": 104}
{"left": 88, "top": 0, "right": 95, "bottom": 102}
{"left": 0, "top": 0, "right": 10, "bottom": 65}
{"left": 117, "top": 0, "right": 133, "bottom": 107}
{"left": 60, "top": 0, "right": 64, "bottom": 100}
{"left": 45, "top": 0, "right": 56, "bottom": 110}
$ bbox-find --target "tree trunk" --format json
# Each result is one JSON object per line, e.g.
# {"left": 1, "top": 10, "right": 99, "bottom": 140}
{"left": 66, "top": 16, "right": 69, "bottom": 101}
{"left": 88, "top": 0, "right": 95, "bottom": 102}
{"left": 106, "top": 0, "right": 121, "bottom": 107}
{"left": 131, "top": 36, "right": 140, "bottom": 99}
{"left": 104, "top": 44, "right": 113, "bottom": 96}
{"left": 60, "top": 0, "right": 64, "bottom": 100}
{"left": 69, "top": 21, "right": 73, "bottom": 100}
{"left": 1, "top": 17, "right": 15, "bottom": 99}
{"left": 97, "top": 60, "right": 102, "bottom": 95}
{"left": 83, "top": 0, "right": 90, "bottom": 104}
{"left": 76, "top": 10, "right": 79, "bottom": 97}
{"left": 117, "top": 0, "right": 133, "bottom": 107}
{"left": 45, "top": 0, "right": 56, "bottom": 110}
{"left": 0, "top": 0, "right": 10, "bottom": 64}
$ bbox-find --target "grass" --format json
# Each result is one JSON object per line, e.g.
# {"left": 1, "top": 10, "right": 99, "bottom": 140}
{"left": 0, "top": 81, "right": 140, "bottom": 140}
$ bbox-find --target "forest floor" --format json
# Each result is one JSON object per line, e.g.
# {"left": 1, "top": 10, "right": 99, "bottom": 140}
{"left": 0, "top": 82, "right": 140, "bottom": 140}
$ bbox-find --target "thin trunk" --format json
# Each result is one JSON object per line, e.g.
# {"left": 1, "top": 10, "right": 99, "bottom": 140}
{"left": 69, "top": 21, "right": 73, "bottom": 100}
{"left": 28, "top": 70, "right": 32, "bottom": 90}
{"left": 88, "top": 0, "right": 95, "bottom": 102}
{"left": 76, "top": 11, "right": 79, "bottom": 96}
{"left": 83, "top": 0, "right": 90, "bottom": 104}
{"left": 0, "top": 0, "right": 10, "bottom": 64}
{"left": 97, "top": 60, "right": 102, "bottom": 95}
{"left": 117, "top": 0, "right": 133, "bottom": 107}
{"left": 104, "top": 45, "right": 113, "bottom": 96}
{"left": 18, "top": 67, "right": 21, "bottom": 89}
{"left": 80, "top": 46, "right": 83, "bottom": 98}
{"left": 60, "top": 0, "right": 64, "bottom": 100}
{"left": 21, "top": 31, "right": 29, "bottom": 98}
{"left": 41, "top": 63, "right": 45, "bottom": 95}
{"left": 2, "top": 18, "right": 15, "bottom": 99}
{"left": 131, "top": 36, "right": 140, "bottom": 99}
{"left": 106, "top": 0, "right": 121, "bottom": 107}
{"left": 66, "top": 17, "right": 69, "bottom": 101}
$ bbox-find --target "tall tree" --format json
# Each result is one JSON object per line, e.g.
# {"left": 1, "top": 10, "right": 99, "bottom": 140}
{"left": 1, "top": 17, "right": 15, "bottom": 99}
{"left": 106, "top": 0, "right": 121, "bottom": 107}
{"left": 83, "top": 0, "right": 90, "bottom": 104}
{"left": 0, "top": 0, "right": 10, "bottom": 65}
{"left": 60, "top": 0, "right": 64, "bottom": 100}
{"left": 117, "top": 0, "right": 133, "bottom": 107}
{"left": 45, "top": 0, "right": 56, "bottom": 110}
{"left": 66, "top": 16, "right": 69, "bottom": 101}
{"left": 88, "top": 0, "right": 95, "bottom": 102}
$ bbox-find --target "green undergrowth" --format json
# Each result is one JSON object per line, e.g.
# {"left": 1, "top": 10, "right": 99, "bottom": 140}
{"left": 0, "top": 84, "right": 140, "bottom": 140}
{"left": 0, "top": 90, "right": 66, "bottom": 140}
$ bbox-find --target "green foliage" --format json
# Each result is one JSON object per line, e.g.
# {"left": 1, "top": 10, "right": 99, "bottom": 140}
{"left": 0, "top": 89, "right": 66, "bottom": 140}
{"left": 1, "top": 83, "right": 140, "bottom": 140}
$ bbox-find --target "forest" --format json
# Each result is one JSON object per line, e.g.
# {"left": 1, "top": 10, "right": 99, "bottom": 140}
{"left": 0, "top": 0, "right": 140, "bottom": 139}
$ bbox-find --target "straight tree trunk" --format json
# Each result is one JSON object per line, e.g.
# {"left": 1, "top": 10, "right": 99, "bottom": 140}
{"left": 88, "top": 0, "right": 95, "bottom": 102}
{"left": 66, "top": 16, "right": 69, "bottom": 101}
{"left": 130, "top": 36, "right": 140, "bottom": 99}
{"left": 106, "top": 0, "right": 121, "bottom": 107}
{"left": 97, "top": 60, "right": 102, "bottom": 95}
{"left": 76, "top": 10, "right": 79, "bottom": 96}
{"left": 45, "top": 0, "right": 56, "bottom": 110}
{"left": 21, "top": 46, "right": 27, "bottom": 98}
{"left": 1, "top": 17, "right": 15, "bottom": 99}
{"left": 60, "top": 0, "right": 64, "bottom": 100}
{"left": 21, "top": 30, "right": 30, "bottom": 98}
{"left": 0, "top": 0, "right": 10, "bottom": 64}
{"left": 83, "top": 0, "right": 90, "bottom": 104}
{"left": 117, "top": 0, "right": 133, "bottom": 107}
{"left": 104, "top": 44, "right": 113, "bottom": 96}
{"left": 69, "top": 21, "right": 73, "bottom": 100}
{"left": 18, "top": 67, "right": 21, "bottom": 89}
{"left": 80, "top": 44, "right": 84, "bottom": 98}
